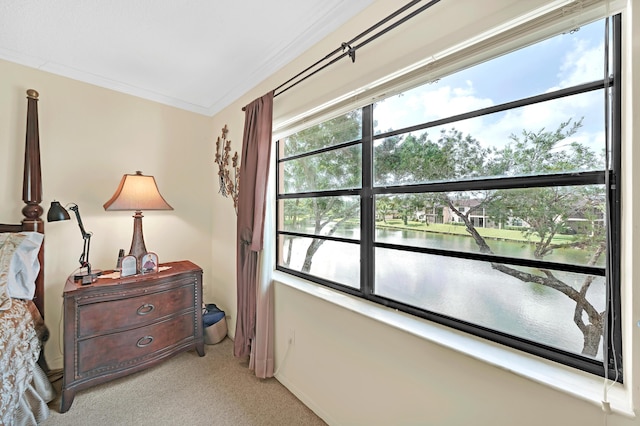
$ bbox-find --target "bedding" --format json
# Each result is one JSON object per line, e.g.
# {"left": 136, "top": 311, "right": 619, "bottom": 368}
{"left": 7, "top": 232, "right": 43, "bottom": 300}
{"left": 0, "top": 232, "right": 55, "bottom": 425}
{"left": 0, "top": 232, "right": 53, "bottom": 424}
{"left": 1, "top": 232, "right": 43, "bottom": 311}
{"left": 0, "top": 300, "right": 53, "bottom": 425}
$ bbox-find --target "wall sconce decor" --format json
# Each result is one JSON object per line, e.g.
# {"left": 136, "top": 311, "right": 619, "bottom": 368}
{"left": 47, "top": 201, "right": 101, "bottom": 284}
{"left": 214, "top": 125, "right": 240, "bottom": 214}
{"left": 103, "top": 171, "right": 173, "bottom": 273}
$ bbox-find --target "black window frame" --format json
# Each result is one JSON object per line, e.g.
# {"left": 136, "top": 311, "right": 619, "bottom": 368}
{"left": 276, "top": 14, "right": 622, "bottom": 381}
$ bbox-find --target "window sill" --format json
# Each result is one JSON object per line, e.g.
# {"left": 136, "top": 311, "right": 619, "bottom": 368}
{"left": 273, "top": 270, "right": 635, "bottom": 419}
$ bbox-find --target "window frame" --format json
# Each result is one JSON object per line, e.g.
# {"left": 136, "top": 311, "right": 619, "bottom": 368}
{"left": 275, "top": 14, "right": 622, "bottom": 381}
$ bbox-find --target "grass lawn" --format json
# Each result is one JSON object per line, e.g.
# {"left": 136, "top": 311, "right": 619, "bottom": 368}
{"left": 376, "top": 219, "right": 575, "bottom": 244}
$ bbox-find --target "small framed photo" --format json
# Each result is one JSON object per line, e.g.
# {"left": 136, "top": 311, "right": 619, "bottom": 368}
{"left": 141, "top": 252, "right": 159, "bottom": 274}
{"left": 120, "top": 255, "right": 137, "bottom": 277}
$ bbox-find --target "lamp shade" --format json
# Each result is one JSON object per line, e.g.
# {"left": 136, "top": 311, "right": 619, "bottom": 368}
{"left": 103, "top": 171, "right": 173, "bottom": 211}
{"left": 47, "top": 201, "right": 71, "bottom": 222}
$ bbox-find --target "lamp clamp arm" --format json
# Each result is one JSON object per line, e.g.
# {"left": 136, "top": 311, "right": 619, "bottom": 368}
{"left": 68, "top": 204, "right": 91, "bottom": 240}
{"left": 68, "top": 204, "right": 92, "bottom": 273}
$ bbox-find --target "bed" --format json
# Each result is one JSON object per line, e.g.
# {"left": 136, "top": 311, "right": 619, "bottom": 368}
{"left": 0, "top": 89, "right": 55, "bottom": 425}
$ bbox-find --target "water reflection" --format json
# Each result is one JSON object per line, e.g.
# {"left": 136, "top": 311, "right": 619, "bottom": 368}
{"left": 375, "top": 247, "right": 604, "bottom": 359}
{"left": 280, "top": 226, "right": 605, "bottom": 360}
{"left": 376, "top": 227, "right": 603, "bottom": 267}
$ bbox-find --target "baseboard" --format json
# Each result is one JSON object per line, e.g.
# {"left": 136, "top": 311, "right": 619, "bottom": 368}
{"left": 275, "top": 372, "right": 337, "bottom": 425}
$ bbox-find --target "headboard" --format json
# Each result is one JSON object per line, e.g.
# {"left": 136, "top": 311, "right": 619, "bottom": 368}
{"left": 0, "top": 89, "right": 45, "bottom": 317}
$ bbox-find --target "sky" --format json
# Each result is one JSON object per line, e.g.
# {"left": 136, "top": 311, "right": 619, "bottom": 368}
{"left": 373, "top": 18, "right": 608, "bottom": 156}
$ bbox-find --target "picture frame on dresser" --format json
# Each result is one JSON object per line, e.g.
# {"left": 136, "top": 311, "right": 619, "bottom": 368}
{"left": 141, "top": 252, "right": 158, "bottom": 274}
{"left": 120, "top": 255, "right": 137, "bottom": 277}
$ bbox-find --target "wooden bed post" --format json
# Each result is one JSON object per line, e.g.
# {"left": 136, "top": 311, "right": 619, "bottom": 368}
{"left": 22, "top": 89, "right": 45, "bottom": 318}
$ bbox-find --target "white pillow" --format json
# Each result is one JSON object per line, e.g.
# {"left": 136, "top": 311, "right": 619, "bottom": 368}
{"left": 6, "top": 232, "right": 44, "bottom": 300}
{"left": 0, "top": 233, "right": 25, "bottom": 310}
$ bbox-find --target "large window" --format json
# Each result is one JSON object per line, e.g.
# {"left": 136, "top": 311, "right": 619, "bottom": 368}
{"left": 276, "top": 15, "right": 621, "bottom": 379}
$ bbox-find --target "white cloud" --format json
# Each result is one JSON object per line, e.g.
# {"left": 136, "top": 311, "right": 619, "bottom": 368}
{"left": 556, "top": 40, "right": 604, "bottom": 89}
{"left": 420, "top": 82, "right": 493, "bottom": 120}
{"left": 374, "top": 80, "right": 493, "bottom": 133}
{"left": 374, "top": 35, "right": 605, "bottom": 155}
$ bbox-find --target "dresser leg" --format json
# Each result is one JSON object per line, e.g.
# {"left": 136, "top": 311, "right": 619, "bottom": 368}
{"left": 196, "top": 341, "right": 205, "bottom": 357}
{"left": 60, "top": 388, "right": 75, "bottom": 413}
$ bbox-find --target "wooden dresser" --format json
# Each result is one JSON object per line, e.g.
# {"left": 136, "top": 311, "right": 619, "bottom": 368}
{"left": 60, "top": 260, "right": 204, "bottom": 413}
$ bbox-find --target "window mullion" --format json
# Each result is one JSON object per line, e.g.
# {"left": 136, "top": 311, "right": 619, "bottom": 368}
{"left": 361, "top": 105, "right": 374, "bottom": 297}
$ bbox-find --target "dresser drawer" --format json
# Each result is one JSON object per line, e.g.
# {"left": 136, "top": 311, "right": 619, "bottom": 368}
{"left": 77, "top": 283, "right": 195, "bottom": 338}
{"left": 77, "top": 311, "right": 195, "bottom": 376}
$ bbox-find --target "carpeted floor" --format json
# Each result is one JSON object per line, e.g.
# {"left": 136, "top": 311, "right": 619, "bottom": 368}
{"left": 42, "top": 337, "right": 326, "bottom": 426}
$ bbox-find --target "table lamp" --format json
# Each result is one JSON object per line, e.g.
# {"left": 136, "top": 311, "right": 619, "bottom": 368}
{"left": 103, "top": 171, "right": 173, "bottom": 272}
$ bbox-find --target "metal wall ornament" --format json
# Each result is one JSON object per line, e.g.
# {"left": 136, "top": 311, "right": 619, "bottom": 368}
{"left": 214, "top": 125, "right": 240, "bottom": 214}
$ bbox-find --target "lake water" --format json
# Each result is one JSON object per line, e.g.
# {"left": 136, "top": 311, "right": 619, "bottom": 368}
{"left": 280, "top": 226, "right": 605, "bottom": 359}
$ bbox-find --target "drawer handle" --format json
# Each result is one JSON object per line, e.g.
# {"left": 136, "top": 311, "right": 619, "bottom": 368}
{"left": 136, "top": 303, "right": 155, "bottom": 315}
{"left": 136, "top": 335, "right": 154, "bottom": 348}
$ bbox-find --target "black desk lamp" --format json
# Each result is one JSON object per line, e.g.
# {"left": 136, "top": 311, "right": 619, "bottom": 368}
{"left": 47, "top": 201, "right": 101, "bottom": 284}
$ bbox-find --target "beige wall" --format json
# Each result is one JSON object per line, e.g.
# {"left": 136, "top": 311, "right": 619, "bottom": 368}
{"left": 214, "top": 0, "right": 640, "bottom": 425}
{"left": 0, "top": 60, "right": 220, "bottom": 367}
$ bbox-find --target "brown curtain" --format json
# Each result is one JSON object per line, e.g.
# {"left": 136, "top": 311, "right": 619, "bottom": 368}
{"left": 234, "top": 91, "right": 274, "bottom": 378}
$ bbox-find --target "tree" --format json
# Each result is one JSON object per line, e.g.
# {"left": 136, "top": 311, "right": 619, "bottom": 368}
{"left": 438, "top": 119, "right": 606, "bottom": 356}
{"left": 281, "top": 112, "right": 362, "bottom": 272}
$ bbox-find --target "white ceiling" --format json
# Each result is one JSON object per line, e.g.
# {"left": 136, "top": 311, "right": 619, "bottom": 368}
{"left": 0, "top": 0, "right": 374, "bottom": 116}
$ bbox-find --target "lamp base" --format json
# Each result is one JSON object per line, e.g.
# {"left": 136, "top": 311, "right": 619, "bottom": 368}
{"left": 74, "top": 269, "right": 103, "bottom": 285}
{"left": 129, "top": 211, "right": 148, "bottom": 273}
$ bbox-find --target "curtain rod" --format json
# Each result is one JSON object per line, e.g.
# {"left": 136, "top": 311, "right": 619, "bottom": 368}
{"left": 242, "top": 0, "right": 442, "bottom": 111}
